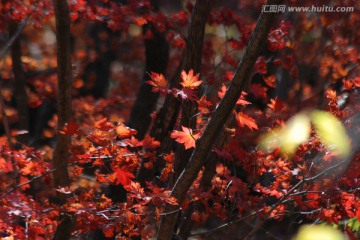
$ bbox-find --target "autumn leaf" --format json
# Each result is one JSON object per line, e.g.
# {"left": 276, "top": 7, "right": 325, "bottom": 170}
{"left": 116, "top": 123, "right": 137, "bottom": 138}
{"left": 132, "top": 16, "right": 147, "bottom": 26}
{"left": 0, "top": 157, "right": 13, "bottom": 173}
{"left": 255, "top": 56, "right": 268, "bottom": 74}
{"left": 124, "top": 136, "right": 143, "bottom": 147}
{"left": 250, "top": 83, "right": 268, "bottom": 99}
{"left": 20, "top": 161, "right": 36, "bottom": 176}
{"left": 234, "top": 111, "right": 258, "bottom": 130}
{"left": 146, "top": 72, "right": 168, "bottom": 93}
{"left": 95, "top": 118, "right": 114, "bottom": 131}
{"left": 263, "top": 75, "right": 276, "bottom": 88}
{"left": 180, "top": 69, "right": 202, "bottom": 89}
{"left": 114, "top": 167, "right": 135, "bottom": 186}
{"left": 172, "top": 87, "right": 197, "bottom": 101}
{"left": 218, "top": 85, "right": 250, "bottom": 105}
{"left": 197, "top": 96, "right": 212, "bottom": 114}
{"left": 142, "top": 135, "right": 160, "bottom": 149}
{"left": 170, "top": 126, "right": 200, "bottom": 149}
{"left": 102, "top": 224, "right": 115, "bottom": 238}
{"left": 89, "top": 129, "right": 115, "bottom": 146}
{"left": 60, "top": 118, "right": 79, "bottom": 135}
{"left": 267, "top": 97, "right": 285, "bottom": 112}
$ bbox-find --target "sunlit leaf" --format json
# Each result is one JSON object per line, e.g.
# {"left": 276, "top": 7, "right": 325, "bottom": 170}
{"left": 234, "top": 111, "right": 258, "bottom": 130}
{"left": 146, "top": 72, "right": 168, "bottom": 93}
{"left": 170, "top": 126, "right": 200, "bottom": 149}
{"left": 180, "top": 69, "right": 202, "bottom": 89}
{"left": 114, "top": 168, "right": 135, "bottom": 186}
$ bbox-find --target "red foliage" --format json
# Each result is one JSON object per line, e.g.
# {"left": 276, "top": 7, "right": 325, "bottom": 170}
{"left": 1, "top": 0, "right": 360, "bottom": 239}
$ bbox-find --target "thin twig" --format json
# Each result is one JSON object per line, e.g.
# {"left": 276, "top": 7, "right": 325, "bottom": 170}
{"left": 0, "top": 16, "right": 29, "bottom": 60}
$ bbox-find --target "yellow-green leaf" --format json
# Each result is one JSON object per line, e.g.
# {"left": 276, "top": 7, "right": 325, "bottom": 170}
{"left": 293, "top": 224, "right": 345, "bottom": 240}
{"left": 311, "top": 110, "right": 351, "bottom": 157}
{"left": 259, "top": 113, "right": 311, "bottom": 155}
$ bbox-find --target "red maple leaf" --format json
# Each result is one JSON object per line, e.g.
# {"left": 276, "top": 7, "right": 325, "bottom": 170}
{"left": 116, "top": 123, "right": 137, "bottom": 138}
{"left": 267, "top": 97, "right": 285, "bottom": 112}
{"left": 234, "top": 111, "right": 258, "bottom": 130}
{"left": 142, "top": 135, "right": 160, "bottom": 149}
{"left": 250, "top": 83, "right": 268, "bottom": 99}
{"left": 95, "top": 118, "right": 114, "bottom": 131}
{"left": 114, "top": 167, "right": 135, "bottom": 186}
{"left": 263, "top": 75, "right": 276, "bottom": 88}
{"left": 255, "top": 56, "right": 268, "bottom": 75}
{"left": 180, "top": 69, "right": 202, "bottom": 89}
{"left": 146, "top": 72, "right": 169, "bottom": 93}
{"left": 0, "top": 157, "right": 13, "bottom": 173}
{"left": 170, "top": 126, "right": 200, "bottom": 149}
{"left": 172, "top": 87, "right": 197, "bottom": 101}
{"left": 60, "top": 118, "right": 79, "bottom": 135}
{"left": 218, "top": 85, "right": 250, "bottom": 105}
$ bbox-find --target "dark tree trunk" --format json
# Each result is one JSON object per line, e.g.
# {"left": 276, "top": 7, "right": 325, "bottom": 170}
{"left": 173, "top": 0, "right": 213, "bottom": 185}
{"left": 52, "top": 0, "right": 75, "bottom": 239}
{"left": 9, "top": 22, "right": 29, "bottom": 144}
{"left": 128, "top": 22, "right": 169, "bottom": 139}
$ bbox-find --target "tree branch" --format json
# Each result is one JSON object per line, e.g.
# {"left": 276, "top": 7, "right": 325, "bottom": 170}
{"left": 0, "top": 16, "right": 29, "bottom": 60}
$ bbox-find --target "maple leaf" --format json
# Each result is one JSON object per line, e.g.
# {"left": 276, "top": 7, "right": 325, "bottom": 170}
{"left": 146, "top": 72, "right": 168, "bottom": 93}
{"left": 103, "top": 224, "right": 115, "bottom": 238}
{"left": 250, "top": 83, "right": 268, "bottom": 99}
{"left": 267, "top": 98, "right": 285, "bottom": 112}
{"left": 170, "top": 126, "right": 200, "bottom": 149}
{"left": 124, "top": 136, "right": 143, "bottom": 147}
{"left": 95, "top": 118, "right": 114, "bottom": 131}
{"left": 20, "top": 161, "right": 36, "bottom": 175}
{"left": 234, "top": 111, "right": 258, "bottom": 130}
{"left": 218, "top": 85, "right": 250, "bottom": 105}
{"left": 172, "top": 87, "right": 197, "bottom": 101}
{"left": 0, "top": 157, "right": 13, "bottom": 173}
{"left": 60, "top": 118, "right": 79, "bottom": 135}
{"left": 197, "top": 96, "right": 212, "bottom": 114}
{"left": 263, "top": 75, "right": 276, "bottom": 88}
{"left": 255, "top": 56, "right": 268, "bottom": 74}
{"left": 114, "top": 167, "right": 135, "bottom": 186}
{"left": 180, "top": 69, "right": 202, "bottom": 89}
{"left": 142, "top": 135, "right": 160, "bottom": 149}
{"left": 116, "top": 123, "right": 137, "bottom": 138}
{"left": 132, "top": 16, "right": 147, "bottom": 26}
{"left": 89, "top": 129, "right": 115, "bottom": 146}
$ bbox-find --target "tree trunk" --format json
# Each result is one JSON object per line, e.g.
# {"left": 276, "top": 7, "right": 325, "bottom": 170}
{"left": 52, "top": 0, "right": 72, "bottom": 190}
{"left": 128, "top": 0, "right": 169, "bottom": 139}
{"left": 9, "top": 22, "right": 29, "bottom": 144}
{"left": 156, "top": 0, "right": 284, "bottom": 239}
{"left": 173, "top": 0, "right": 213, "bottom": 185}
{"left": 52, "top": 0, "right": 74, "bottom": 238}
